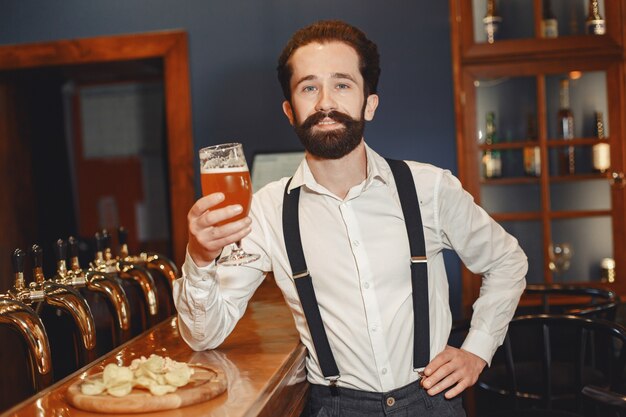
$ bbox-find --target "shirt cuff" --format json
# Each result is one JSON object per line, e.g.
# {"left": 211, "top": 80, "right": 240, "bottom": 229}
{"left": 182, "top": 250, "right": 218, "bottom": 290}
{"left": 460, "top": 328, "right": 500, "bottom": 367}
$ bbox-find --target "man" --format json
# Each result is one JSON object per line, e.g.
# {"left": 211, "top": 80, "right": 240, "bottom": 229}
{"left": 174, "top": 20, "right": 527, "bottom": 416}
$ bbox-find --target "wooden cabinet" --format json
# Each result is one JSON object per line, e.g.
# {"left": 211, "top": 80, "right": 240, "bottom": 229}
{"left": 449, "top": 0, "right": 626, "bottom": 311}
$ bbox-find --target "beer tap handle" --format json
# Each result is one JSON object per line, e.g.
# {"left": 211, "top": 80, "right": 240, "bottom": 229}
{"left": 12, "top": 248, "right": 26, "bottom": 275}
{"left": 30, "top": 244, "right": 45, "bottom": 284}
{"left": 118, "top": 226, "right": 129, "bottom": 258}
{"left": 102, "top": 229, "right": 113, "bottom": 261}
{"left": 12, "top": 248, "right": 26, "bottom": 291}
{"left": 95, "top": 232, "right": 104, "bottom": 254}
{"left": 102, "top": 229, "right": 111, "bottom": 249}
{"left": 54, "top": 239, "right": 68, "bottom": 278}
{"left": 31, "top": 244, "right": 43, "bottom": 268}
{"left": 54, "top": 239, "right": 67, "bottom": 263}
{"left": 68, "top": 236, "right": 79, "bottom": 259}
{"left": 118, "top": 227, "right": 128, "bottom": 246}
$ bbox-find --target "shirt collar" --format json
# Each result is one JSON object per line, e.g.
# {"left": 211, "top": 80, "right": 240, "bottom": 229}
{"left": 287, "top": 143, "right": 392, "bottom": 195}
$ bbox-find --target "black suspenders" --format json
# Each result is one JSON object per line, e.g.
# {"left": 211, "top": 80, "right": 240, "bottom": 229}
{"left": 281, "top": 158, "right": 430, "bottom": 381}
{"left": 387, "top": 159, "right": 431, "bottom": 371}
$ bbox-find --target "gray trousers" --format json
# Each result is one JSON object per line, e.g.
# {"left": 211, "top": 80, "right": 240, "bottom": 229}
{"left": 303, "top": 379, "right": 466, "bottom": 417}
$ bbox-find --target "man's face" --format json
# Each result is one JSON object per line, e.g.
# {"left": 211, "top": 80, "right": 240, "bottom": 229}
{"left": 282, "top": 41, "right": 378, "bottom": 159}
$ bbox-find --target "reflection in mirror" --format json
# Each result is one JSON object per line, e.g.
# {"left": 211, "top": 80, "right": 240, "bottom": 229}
{"left": 0, "top": 59, "right": 170, "bottom": 278}
{"left": 65, "top": 80, "right": 169, "bottom": 260}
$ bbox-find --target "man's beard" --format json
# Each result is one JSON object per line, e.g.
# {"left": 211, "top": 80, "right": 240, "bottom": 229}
{"left": 293, "top": 109, "right": 365, "bottom": 159}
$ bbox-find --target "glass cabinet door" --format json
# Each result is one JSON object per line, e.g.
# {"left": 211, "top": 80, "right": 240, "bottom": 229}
{"left": 545, "top": 71, "right": 613, "bottom": 283}
{"left": 471, "top": 68, "right": 615, "bottom": 285}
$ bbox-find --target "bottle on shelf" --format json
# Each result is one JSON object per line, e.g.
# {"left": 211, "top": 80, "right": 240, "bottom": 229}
{"left": 541, "top": 0, "right": 558, "bottom": 38}
{"left": 523, "top": 114, "right": 541, "bottom": 177}
{"left": 483, "top": 0, "right": 502, "bottom": 44}
{"left": 586, "top": 0, "right": 606, "bottom": 35}
{"left": 592, "top": 111, "right": 610, "bottom": 173}
{"left": 557, "top": 78, "right": 575, "bottom": 175}
{"left": 482, "top": 111, "right": 502, "bottom": 179}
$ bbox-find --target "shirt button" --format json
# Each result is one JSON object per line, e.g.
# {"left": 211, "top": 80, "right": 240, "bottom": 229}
{"left": 352, "top": 240, "right": 360, "bottom": 247}
{"left": 371, "top": 325, "right": 377, "bottom": 332}
{"left": 363, "top": 282, "right": 370, "bottom": 289}
{"left": 381, "top": 368, "right": 387, "bottom": 375}
{"left": 386, "top": 396, "right": 395, "bottom": 407}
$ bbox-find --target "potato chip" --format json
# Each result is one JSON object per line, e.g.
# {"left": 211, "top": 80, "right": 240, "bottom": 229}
{"left": 142, "top": 354, "right": 166, "bottom": 373}
{"left": 107, "top": 381, "right": 133, "bottom": 397}
{"left": 80, "top": 355, "right": 193, "bottom": 398}
{"left": 149, "top": 383, "right": 177, "bottom": 396}
{"left": 165, "top": 366, "right": 193, "bottom": 387}
{"left": 80, "top": 380, "right": 106, "bottom": 396}
{"left": 102, "top": 363, "right": 133, "bottom": 386}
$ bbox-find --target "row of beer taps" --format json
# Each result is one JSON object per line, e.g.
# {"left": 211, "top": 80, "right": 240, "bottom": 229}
{"left": 0, "top": 227, "right": 179, "bottom": 393}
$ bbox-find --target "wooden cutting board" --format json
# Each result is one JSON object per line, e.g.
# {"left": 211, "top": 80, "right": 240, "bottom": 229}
{"left": 66, "top": 364, "right": 227, "bottom": 414}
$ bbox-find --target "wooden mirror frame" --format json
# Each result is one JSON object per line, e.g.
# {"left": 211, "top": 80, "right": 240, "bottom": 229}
{"left": 0, "top": 30, "right": 194, "bottom": 266}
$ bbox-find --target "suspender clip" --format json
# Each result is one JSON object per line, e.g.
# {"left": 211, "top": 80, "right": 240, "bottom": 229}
{"left": 293, "top": 270, "right": 309, "bottom": 279}
{"left": 325, "top": 375, "right": 340, "bottom": 385}
{"left": 411, "top": 256, "right": 427, "bottom": 264}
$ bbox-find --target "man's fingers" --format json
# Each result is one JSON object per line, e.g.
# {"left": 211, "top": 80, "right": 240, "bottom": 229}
{"left": 423, "top": 346, "right": 454, "bottom": 376}
{"left": 422, "top": 361, "right": 455, "bottom": 390}
{"left": 195, "top": 217, "right": 251, "bottom": 247}
{"left": 443, "top": 379, "right": 468, "bottom": 399}
{"left": 425, "top": 370, "right": 460, "bottom": 396}
{"left": 196, "top": 204, "right": 244, "bottom": 228}
{"left": 188, "top": 217, "right": 252, "bottom": 266}
{"left": 422, "top": 346, "right": 487, "bottom": 399}
{"left": 188, "top": 193, "right": 225, "bottom": 218}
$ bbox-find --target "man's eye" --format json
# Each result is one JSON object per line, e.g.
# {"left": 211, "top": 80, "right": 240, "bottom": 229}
{"left": 337, "top": 83, "right": 350, "bottom": 90}
{"left": 302, "top": 86, "right": 317, "bottom": 93}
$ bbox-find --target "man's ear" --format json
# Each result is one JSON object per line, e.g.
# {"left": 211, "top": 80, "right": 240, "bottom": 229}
{"left": 282, "top": 100, "right": 295, "bottom": 126}
{"left": 364, "top": 94, "right": 379, "bottom": 121}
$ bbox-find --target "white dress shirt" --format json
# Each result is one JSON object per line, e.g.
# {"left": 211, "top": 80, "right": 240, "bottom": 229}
{"left": 173, "top": 144, "right": 527, "bottom": 392}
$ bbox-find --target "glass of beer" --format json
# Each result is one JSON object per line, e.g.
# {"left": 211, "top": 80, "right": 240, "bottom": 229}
{"left": 199, "top": 143, "right": 260, "bottom": 266}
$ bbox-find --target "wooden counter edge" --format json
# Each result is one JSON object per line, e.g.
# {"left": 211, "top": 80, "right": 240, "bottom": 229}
{"left": 248, "top": 343, "right": 309, "bottom": 417}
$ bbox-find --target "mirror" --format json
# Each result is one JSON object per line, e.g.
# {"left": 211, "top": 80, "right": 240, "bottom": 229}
{"left": 0, "top": 31, "right": 194, "bottom": 286}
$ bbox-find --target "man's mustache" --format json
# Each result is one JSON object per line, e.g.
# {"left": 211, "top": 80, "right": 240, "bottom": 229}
{"left": 300, "top": 110, "right": 356, "bottom": 130}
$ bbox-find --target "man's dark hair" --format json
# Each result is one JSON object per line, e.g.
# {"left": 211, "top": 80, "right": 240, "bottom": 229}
{"left": 277, "top": 20, "right": 381, "bottom": 101}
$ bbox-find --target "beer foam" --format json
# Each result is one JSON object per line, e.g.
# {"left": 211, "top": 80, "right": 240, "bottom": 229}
{"left": 201, "top": 165, "right": 249, "bottom": 174}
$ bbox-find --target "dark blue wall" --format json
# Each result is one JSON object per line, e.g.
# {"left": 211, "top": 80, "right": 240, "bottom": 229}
{"left": 1, "top": 0, "right": 463, "bottom": 317}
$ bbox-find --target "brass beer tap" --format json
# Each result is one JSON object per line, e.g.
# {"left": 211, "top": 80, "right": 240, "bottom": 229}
{"left": 30, "top": 244, "right": 98, "bottom": 368}
{"left": 118, "top": 226, "right": 178, "bottom": 300}
{"left": 93, "top": 231, "right": 159, "bottom": 330}
{"left": 57, "top": 238, "right": 132, "bottom": 346}
{"left": 1, "top": 248, "right": 54, "bottom": 391}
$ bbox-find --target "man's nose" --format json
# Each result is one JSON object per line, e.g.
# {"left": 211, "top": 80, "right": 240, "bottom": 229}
{"left": 314, "top": 88, "right": 337, "bottom": 112}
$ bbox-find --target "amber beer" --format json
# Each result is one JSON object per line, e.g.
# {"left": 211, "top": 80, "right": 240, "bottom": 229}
{"left": 201, "top": 167, "right": 252, "bottom": 225}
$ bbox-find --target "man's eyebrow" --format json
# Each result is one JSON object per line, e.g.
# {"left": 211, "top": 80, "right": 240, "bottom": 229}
{"left": 331, "top": 73, "right": 357, "bottom": 82}
{"left": 293, "top": 73, "right": 357, "bottom": 86}
{"left": 294, "top": 74, "right": 317, "bottom": 86}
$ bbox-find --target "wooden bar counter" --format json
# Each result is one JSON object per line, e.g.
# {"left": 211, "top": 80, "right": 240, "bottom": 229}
{"left": 2, "top": 279, "right": 308, "bottom": 417}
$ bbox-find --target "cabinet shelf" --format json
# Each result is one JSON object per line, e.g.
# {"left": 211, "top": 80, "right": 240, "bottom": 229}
{"left": 480, "top": 177, "right": 539, "bottom": 185}
{"left": 490, "top": 209, "right": 612, "bottom": 222}
{"left": 463, "top": 35, "right": 622, "bottom": 65}
{"left": 549, "top": 173, "right": 609, "bottom": 182}
{"left": 480, "top": 173, "right": 608, "bottom": 184}
{"left": 478, "top": 138, "right": 610, "bottom": 150}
